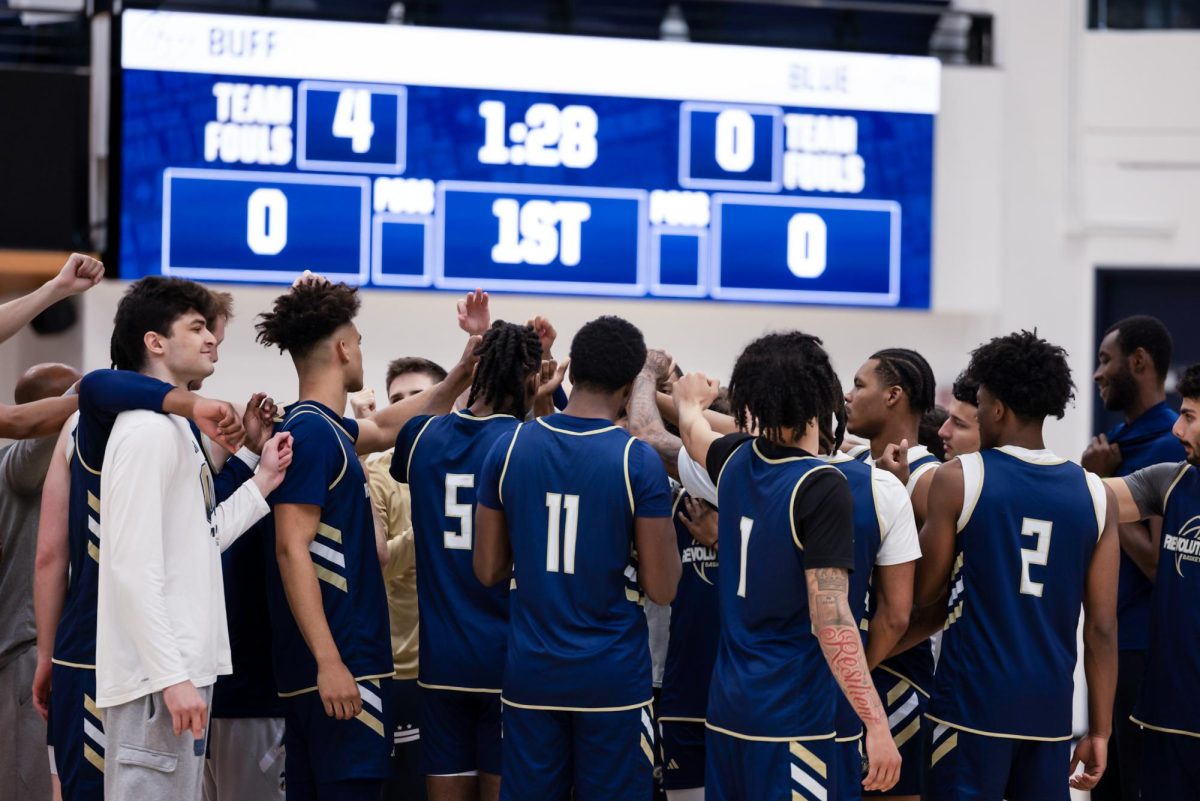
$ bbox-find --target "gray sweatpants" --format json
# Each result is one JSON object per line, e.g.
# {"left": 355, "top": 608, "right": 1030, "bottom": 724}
{"left": 0, "top": 646, "right": 51, "bottom": 801}
{"left": 102, "top": 685, "right": 213, "bottom": 801}
{"left": 202, "top": 717, "right": 285, "bottom": 801}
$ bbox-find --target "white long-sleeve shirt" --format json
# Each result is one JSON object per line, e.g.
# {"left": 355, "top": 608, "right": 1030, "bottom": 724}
{"left": 96, "top": 411, "right": 269, "bottom": 708}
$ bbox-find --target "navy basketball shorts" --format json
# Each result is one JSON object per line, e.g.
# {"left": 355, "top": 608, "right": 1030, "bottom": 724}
{"left": 499, "top": 701, "right": 655, "bottom": 801}
{"left": 864, "top": 668, "right": 926, "bottom": 797}
{"left": 1139, "top": 725, "right": 1200, "bottom": 800}
{"left": 47, "top": 663, "right": 104, "bottom": 801}
{"left": 705, "top": 727, "right": 836, "bottom": 801}
{"left": 659, "top": 719, "right": 706, "bottom": 791}
{"left": 924, "top": 718, "right": 1071, "bottom": 801}
{"left": 283, "top": 677, "right": 394, "bottom": 799}
{"left": 418, "top": 686, "right": 502, "bottom": 777}
{"left": 835, "top": 736, "right": 865, "bottom": 801}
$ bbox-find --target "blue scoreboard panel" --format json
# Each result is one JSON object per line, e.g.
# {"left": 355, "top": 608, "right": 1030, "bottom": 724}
{"left": 119, "top": 10, "right": 939, "bottom": 307}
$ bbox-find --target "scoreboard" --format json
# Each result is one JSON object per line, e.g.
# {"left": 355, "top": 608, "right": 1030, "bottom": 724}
{"left": 118, "top": 10, "right": 939, "bottom": 307}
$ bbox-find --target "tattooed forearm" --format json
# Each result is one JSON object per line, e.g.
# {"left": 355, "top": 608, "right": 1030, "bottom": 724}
{"left": 807, "top": 568, "right": 888, "bottom": 728}
{"left": 628, "top": 372, "right": 683, "bottom": 467}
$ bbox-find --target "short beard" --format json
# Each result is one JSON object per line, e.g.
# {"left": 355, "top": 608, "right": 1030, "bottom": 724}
{"left": 1103, "top": 368, "right": 1139, "bottom": 413}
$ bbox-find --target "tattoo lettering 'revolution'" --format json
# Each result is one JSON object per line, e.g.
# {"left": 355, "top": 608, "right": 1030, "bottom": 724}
{"left": 807, "top": 568, "right": 887, "bottom": 727}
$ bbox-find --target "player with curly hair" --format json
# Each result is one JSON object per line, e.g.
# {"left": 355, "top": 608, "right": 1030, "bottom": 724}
{"left": 672, "top": 331, "right": 901, "bottom": 799}
{"left": 897, "top": 330, "right": 1120, "bottom": 800}
{"left": 255, "top": 278, "right": 477, "bottom": 801}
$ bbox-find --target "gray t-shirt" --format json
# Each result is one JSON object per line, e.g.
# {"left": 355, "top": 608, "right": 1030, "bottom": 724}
{"left": 1125, "top": 461, "right": 1190, "bottom": 518}
{"left": 0, "top": 434, "right": 59, "bottom": 668}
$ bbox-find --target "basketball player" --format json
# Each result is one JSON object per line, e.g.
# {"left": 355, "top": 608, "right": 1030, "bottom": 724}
{"left": 1085, "top": 315, "right": 1183, "bottom": 801}
{"left": 673, "top": 331, "right": 901, "bottom": 800}
{"left": 254, "top": 280, "right": 476, "bottom": 801}
{"left": 394, "top": 321, "right": 561, "bottom": 801}
{"left": 473, "top": 315, "right": 680, "bottom": 801}
{"left": 902, "top": 331, "right": 1118, "bottom": 800}
{"left": 843, "top": 347, "right": 940, "bottom": 801}
{"left": 1104, "top": 362, "right": 1200, "bottom": 800}
{"left": 939, "top": 372, "right": 980, "bottom": 461}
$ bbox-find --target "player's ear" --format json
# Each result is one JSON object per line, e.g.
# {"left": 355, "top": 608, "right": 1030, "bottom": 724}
{"left": 143, "top": 330, "right": 167, "bottom": 357}
{"left": 1130, "top": 346, "right": 1150, "bottom": 376}
{"left": 883, "top": 383, "right": 902, "bottom": 409}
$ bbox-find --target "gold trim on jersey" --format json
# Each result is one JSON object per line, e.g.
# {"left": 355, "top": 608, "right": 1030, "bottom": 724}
{"left": 923, "top": 713, "right": 1073, "bottom": 742}
{"left": 83, "top": 693, "right": 100, "bottom": 717}
{"left": 789, "top": 464, "right": 839, "bottom": 551}
{"left": 501, "top": 697, "right": 652, "bottom": 713}
{"left": 1163, "top": 463, "right": 1192, "bottom": 510}
{"left": 405, "top": 416, "right": 438, "bottom": 482}
{"left": 894, "top": 715, "right": 923, "bottom": 748}
{"left": 283, "top": 406, "right": 352, "bottom": 490}
{"left": 658, "top": 716, "right": 706, "bottom": 724}
{"left": 276, "top": 671, "right": 396, "bottom": 698}
{"left": 625, "top": 587, "right": 642, "bottom": 604}
{"left": 417, "top": 682, "right": 502, "bottom": 694}
{"left": 73, "top": 432, "right": 101, "bottom": 476}
{"left": 51, "top": 658, "right": 96, "bottom": 670}
{"left": 316, "top": 522, "right": 342, "bottom": 544}
{"left": 87, "top": 491, "right": 100, "bottom": 513}
{"left": 87, "top": 542, "right": 100, "bottom": 563}
{"left": 790, "top": 741, "right": 827, "bottom": 778}
{"left": 356, "top": 709, "right": 385, "bottom": 737}
{"left": 886, "top": 679, "right": 911, "bottom": 707}
{"left": 874, "top": 663, "right": 930, "bottom": 698}
{"left": 957, "top": 452, "right": 985, "bottom": 534}
{"left": 640, "top": 734, "right": 655, "bottom": 764}
{"left": 704, "top": 722, "right": 836, "bottom": 743}
{"left": 622, "top": 438, "right": 636, "bottom": 515}
{"left": 930, "top": 731, "right": 958, "bottom": 766}
{"left": 834, "top": 732, "right": 863, "bottom": 743}
{"left": 751, "top": 441, "right": 822, "bottom": 466}
{"left": 315, "top": 565, "right": 348, "bottom": 592}
{"left": 453, "top": 410, "right": 517, "bottom": 422}
{"left": 83, "top": 746, "right": 105, "bottom": 773}
{"left": 497, "top": 424, "right": 524, "bottom": 506}
{"left": 1130, "top": 715, "right": 1200, "bottom": 739}
{"left": 534, "top": 418, "right": 618, "bottom": 436}
{"left": 714, "top": 439, "right": 752, "bottom": 495}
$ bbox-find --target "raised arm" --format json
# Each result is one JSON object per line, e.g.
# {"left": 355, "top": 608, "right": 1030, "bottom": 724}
{"left": 274, "top": 503, "right": 362, "bottom": 720}
{"left": 0, "top": 253, "right": 103, "bottom": 344}
{"left": 807, "top": 567, "right": 901, "bottom": 792}
{"left": 355, "top": 335, "right": 480, "bottom": 455}
{"left": 672, "top": 373, "right": 723, "bottom": 468}
{"left": 1071, "top": 484, "right": 1120, "bottom": 792}
{"left": 31, "top": 420, "right": 74, "bottom": 721}
{"left": 211, "top": 433, "right": 291, "bottom": 552}
{"left": 628, "top": 351, "right": 684, "bottom": 479}
{"left": 0, "top": 395, "right": 78, "bottom": 440}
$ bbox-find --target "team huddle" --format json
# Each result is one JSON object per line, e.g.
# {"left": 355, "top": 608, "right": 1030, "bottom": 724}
{"left": 26, "top": 267, "right": 1200, "bottom": 801}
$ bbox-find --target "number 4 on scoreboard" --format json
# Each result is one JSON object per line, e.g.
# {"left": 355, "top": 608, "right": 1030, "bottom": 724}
{"left": 332, "top": 89, "right": 375, "bottom": 154}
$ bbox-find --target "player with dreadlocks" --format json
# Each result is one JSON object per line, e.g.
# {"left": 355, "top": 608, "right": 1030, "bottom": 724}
{"left": 390, "top": 319, "right": 564, "bottom": 801}
{"left": 843, "top": 346, "right": 940, "bottom": 801}
{"left": 899, "top": 330, "right": 1118, "bottom": 799}
{"left": 673, "top": 331, "right": 901, "bottom": 800}
{"left": 254, "top": 278, "right": 476, "bottom": 801}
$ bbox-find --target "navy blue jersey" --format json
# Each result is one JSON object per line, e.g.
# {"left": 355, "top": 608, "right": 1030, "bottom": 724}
{"left": 658, "top": 490, "right": 720, "bottom": 723}
{"left": 265, "top": 401, "right": 393, "bottom": 696}
{"left": 53, "top": 370, "right": 173, "bottom": 667}
{"left": 476, "top": 413, "right": 672, "bottom": 710}
{"left": 857, "top": 445, "right": 939, "bottom": 694}
{"left": 392, "top": 409, "right": 520, "bottom": 692}
{"left": 827, "top": 455, "right": 883, "bottom": 740}
{"left": 1133, "top": 462, "right": 1200, "bottom": 736}
{"left": 929, "top": 447, "right": 1104, "bottom": 739}
{"left": 704, "top": 436, "right": 854, "bottom": 740}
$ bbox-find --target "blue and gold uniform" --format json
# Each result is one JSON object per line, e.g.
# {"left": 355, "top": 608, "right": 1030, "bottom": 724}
{"left": 925, "top": 446, "right": 1105, "bottom": 801}
{"left": 658, "top": 489, "right": 720, "bottom": 792}
{"left": 477, "top": 413, "right": 672, "bottom": 801}
{"left": 265, "top": 401, "right": 395, "bottom": 798}
{"left": 703, "top": 435, "right": 855, "bottom": 801}
{"left": 392, "top": 409, "right": 520, "bottom": 777}
{"left": 48, "top": 371, "right": 174, "bottom": 801}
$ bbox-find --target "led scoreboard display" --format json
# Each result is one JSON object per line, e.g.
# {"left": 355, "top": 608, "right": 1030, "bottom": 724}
{"left": 118, "top": 10, "right": 939, "bottom": 307}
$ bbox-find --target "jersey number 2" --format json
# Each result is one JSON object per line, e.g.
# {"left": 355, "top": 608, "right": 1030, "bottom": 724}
{"left": 1019, "top": 517, "right": 1052, "bottom": 597}
{"left": 546, "top": 492, "right": 580, "bottom": 574}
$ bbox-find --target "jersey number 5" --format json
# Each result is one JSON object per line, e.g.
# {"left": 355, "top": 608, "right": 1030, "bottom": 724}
{"left": 1019, "top": 517, "right": 1053, "bottom": 597}
{"left": 444, "top": 474, "right": 475, "bottom": 549}
{"left": 546, "top": 492, "right": 580, "bottom": 574}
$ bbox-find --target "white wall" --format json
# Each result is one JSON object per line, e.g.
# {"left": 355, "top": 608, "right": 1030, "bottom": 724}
{"left": 5, "top": 1, "right": 1200, "bottom": 461}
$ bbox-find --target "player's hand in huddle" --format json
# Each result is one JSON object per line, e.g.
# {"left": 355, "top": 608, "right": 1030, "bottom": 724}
{"left": 1081, "top": 434, "right": 1122, "bottom": 478}
{"left": 255, "top": 432, "right": 294, "bottom": 496}
{"left": 533, "top": 358, "right": 570, "bottom": 417}
{"left": 458, "top": 334, "right": 484, "bottom": 374}
{"left": 862, "top": 722, "right": 902, "bottom": 792}
{"left": 242, "top": 392, "right": 277, "bottom": 454}
{"left": 642, "top": 349, "right": 676, "bottom": 390}
{"left": 678, "top": 496, "right": 718, "bottom": 550}
{"left": 349, "top": 388, "right": 377, "bottom": 419}
{"left": 317, "top": 658, "right": 362, "bottom": 720}
{"left": 194, "top": 397, "right": 246, "bottom": 454}
{"left": 526, "top": 314, "right": 557, "bottom": 358}
{"left": 672, "top": 372, "right": 720, "bottom": 412}
{"left": 292, "top": 269, "right": 329, "bottom": 288}
{"left": 1069, "top": 734, "right": 1108, "bottom": 791}
{"left": 51, "top": 253, "right": 104, "bottom": 298}
{"left": 878, "top": 439, "right": 910, "bottom": 486}
{"left": 457, "top": 288, "right": 491, "bottom": 336}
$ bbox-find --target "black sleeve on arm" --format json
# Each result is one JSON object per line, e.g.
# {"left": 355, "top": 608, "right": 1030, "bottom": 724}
{"left": 705, "top": 433, "right": 754, "bottom": 485}
{"left": 794, "top": 468, "right": 855, "bottom": 571}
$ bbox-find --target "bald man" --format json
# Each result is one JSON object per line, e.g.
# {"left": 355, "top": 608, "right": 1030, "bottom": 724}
{"left": 0, "top": 363, "right": 80, "bottom": 801}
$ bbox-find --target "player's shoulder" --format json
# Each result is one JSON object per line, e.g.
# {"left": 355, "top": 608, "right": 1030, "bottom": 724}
{"left": 111, "top": 408, "right": 175, "bottom": 433}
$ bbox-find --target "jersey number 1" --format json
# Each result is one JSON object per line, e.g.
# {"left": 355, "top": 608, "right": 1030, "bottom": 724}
{"left": 1019, "top": 517, "right": 1052, "bottom": 597}
{"left": 546, "top": 493, "right": 580, "bottom": 574}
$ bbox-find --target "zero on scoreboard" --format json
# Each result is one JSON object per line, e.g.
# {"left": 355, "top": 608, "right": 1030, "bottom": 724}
{"left": 118, "top": 10, "right": 939, "bottom": 307}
